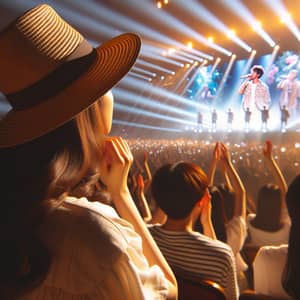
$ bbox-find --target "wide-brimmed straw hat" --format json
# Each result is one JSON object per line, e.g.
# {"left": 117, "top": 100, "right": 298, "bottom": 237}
{"left": 0, "top": 4, "right": 141, "bottom": 148}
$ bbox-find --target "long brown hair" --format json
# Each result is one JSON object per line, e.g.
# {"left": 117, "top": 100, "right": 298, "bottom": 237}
{"left": 0, "top": 101, "right": 105, "bottom": 298}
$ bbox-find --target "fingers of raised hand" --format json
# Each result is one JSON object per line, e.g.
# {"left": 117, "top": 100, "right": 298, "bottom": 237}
{"left": 104, "top": 137, "right": 133, "bottom": 166}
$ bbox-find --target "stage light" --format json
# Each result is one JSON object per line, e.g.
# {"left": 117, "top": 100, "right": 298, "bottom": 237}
{"left": 280, "top": 147, "right": 286, "bottom": 153}
{"left": 128, "top": 72, "right": 153, "bottom": 82}
{"left": 187, "top": 41, "right": 193, "bottom": 49}
{"left": 186, "top": 63, "right": 191, "bottom": 68}
{"left": 164, "top": 0, "right": 169, "bottom": 4}
{"left": 157, "top": 2, "right": 162, "bottom": 8}
{"left": 280, "top": 13, "right": 291, "bottom": 24}
{"left": 207, "top": 36, "right": 214, "bottom": 43}
{"left": 227, "top": 29, "right": 236, "bottom": 39}
{"left": 172, "top": 0, "right": 250, "bottom": 53}
{"left": 137, "top": 59, "right": 176, "bottom": 75}
{"left": 252, "top": 21, "right": 262, "bottom": 31}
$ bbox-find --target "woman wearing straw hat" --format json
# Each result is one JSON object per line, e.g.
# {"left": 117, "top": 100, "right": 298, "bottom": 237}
{"left": 0, "top": 4, "right": 177, "bottom": 299}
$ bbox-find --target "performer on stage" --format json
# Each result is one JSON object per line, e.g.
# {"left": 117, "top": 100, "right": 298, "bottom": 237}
{"left": 197, "top": 111, "right": 203, "bottom": 132}
{"left": 244, "top": 107, "right": 251, "bottom": 132}
{"left": 227, "top": 108, "right": 234, "bottom": 132}
{"left": 211, "top": 109, "right": 217, "bottom": 132}
{"left": 239, "top": 65, "right": 271, "bottom": 128}
{"left": 277, "top": 69, "right": 300, "bottom": 117}
{"left": 280, "top": 105, "right": 290, "bottom": 132}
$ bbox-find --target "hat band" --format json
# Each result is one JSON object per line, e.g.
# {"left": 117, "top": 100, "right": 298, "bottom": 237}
{"left": 6, "top": 49, "right": 97, "bottom": 111}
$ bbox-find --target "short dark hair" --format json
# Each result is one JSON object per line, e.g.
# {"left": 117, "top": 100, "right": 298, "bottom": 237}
{"left": 151, "top": 161, "right": 208, "bottom": 219}
{"left": 251, "top": 65, "right": 264, "bottom": 78}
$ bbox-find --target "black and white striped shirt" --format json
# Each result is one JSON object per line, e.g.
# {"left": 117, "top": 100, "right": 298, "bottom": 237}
{"left": 149, "top": 225, "right": 239, "bottom": 300}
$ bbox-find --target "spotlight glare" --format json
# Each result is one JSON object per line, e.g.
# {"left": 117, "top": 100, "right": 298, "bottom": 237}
{"left": 207, "top": 36, "right": 214, "bottom": 43}
{"left": 157, "top": 1, "right": 162, "bottom": 8}
{"left": 252, "top": 20, "right": 262, "bottom": 31}
{"left": 187, "top": 41, "right": 193, "bottom": 49}
{"left": 280, "top": 12, "right": 291, "bottom": 24}
{"left": 186, "top": 63, "right": 191, "bottom": 68}
{"left": 227, "top": 29, "right": 236, "bottom": 39}
{"left": 168, "top": 48, "right": 176, "bottom": 54}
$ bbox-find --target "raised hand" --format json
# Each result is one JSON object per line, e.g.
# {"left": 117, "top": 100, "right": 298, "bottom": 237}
{"left": 213, "top": 141, "right": 221, "bottom": 161}
{"left": 219, "top": 142, "right": 231, "bottom": 164}
{"left": 99, "top": 136, "right": 133, "bottom": 198}
{"left": 262, "top": 140, "right": 273, "bottom": 160}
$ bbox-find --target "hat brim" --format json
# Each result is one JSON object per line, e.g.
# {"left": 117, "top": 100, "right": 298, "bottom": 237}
{"left": 0, "top": 33, "right": 141, "bottom": 148}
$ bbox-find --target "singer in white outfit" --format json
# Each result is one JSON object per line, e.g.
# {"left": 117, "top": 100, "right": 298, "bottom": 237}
{"left": 277, "top": 69, "right": 300, "bottom": 116}
{"left": 239, "top": 65, "right": 271, "bottom": 128}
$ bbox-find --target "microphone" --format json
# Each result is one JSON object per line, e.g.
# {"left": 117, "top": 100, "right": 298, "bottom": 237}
{"left": 240, "top": 74, "right": 251, "bottom": 79}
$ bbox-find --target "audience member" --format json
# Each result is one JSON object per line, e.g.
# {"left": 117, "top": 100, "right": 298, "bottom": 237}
{"left": 0, "top": 4, "right": 177, "bottom": 299}
{"left": 243, "top": 173, "right": 300, "bottom": 299}
{"left": 148, "top": 161, "right": 239, "bottom": 300}
{"left": 282, "top": 174, "right": 300, "bottom": 299}
{"left": 246, "top": 140, "right": 290, "bottom": 247}
{"left": 208, "top": 142, "right": 248, "bottom": 290}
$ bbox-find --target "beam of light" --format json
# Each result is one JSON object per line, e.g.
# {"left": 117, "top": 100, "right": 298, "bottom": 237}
{"left": 114, "top": 103, "right": 197, "bottom": 127}
{"left": 113, "top": 0, "right": 231, "bottom": 56}
{"left": 128, "top": 73, "right": 153, "bottom": 82}
{"left": 143, "top": 44, "right": 191, "bottom": 64}
{"left": 113, "top": 119, "right": 182, "bottom": 132}
{"left": 131, "top": 66, "right": 157, "bottom": 77}
{"left": 120, "top": 77, "right": 209, "bottom": 111}
{"left": 165, "top": 52, "right": 195, "bottom": 63}
{"left": 172, "top": 0, "right": 252, "bottom": 53}
{"left": 114, "top": 88, "right": 197, "bottom": 119}
{"left": 215, "top": 54, "right": 237, "bottom": 101}
{"left": 59, "top": 0, "right": 189, "bottom": 50}
{"left": 263, "top": 45, "right": 280, "bottom": 79}
{"left": 263, "top": 0, "right": 300, "bottom": 41}
{"left": 136, "top": 59, "right": 176, "bottom": 75}
{"left": 176, "top": 49, "right": 214, "bottom": 61}
{"left": 220, "top": 0, "right": 276, "bottom": 47}
{"left": 181, "top": 62, "right": 207, "bottom": 96}
{"left": 61, "top": 0, "right": 218, "bottom": 63}
{"left": 172, "top": 63, "right": 199, "bottom": 93}
{"left": 141, "top": 50, "right": 185, "bottom": 67}
{"left": 208, "top": 58, "right": 221, "bottom": 75}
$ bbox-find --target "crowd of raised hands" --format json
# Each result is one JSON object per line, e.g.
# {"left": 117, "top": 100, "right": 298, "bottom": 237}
{"left": 127, "top": 138, "right": 298, "bottom": 299}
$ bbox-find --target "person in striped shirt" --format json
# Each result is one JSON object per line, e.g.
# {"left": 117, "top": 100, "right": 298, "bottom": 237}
{"left": 148, "top": 161, "right": 239, "bottom": 300}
